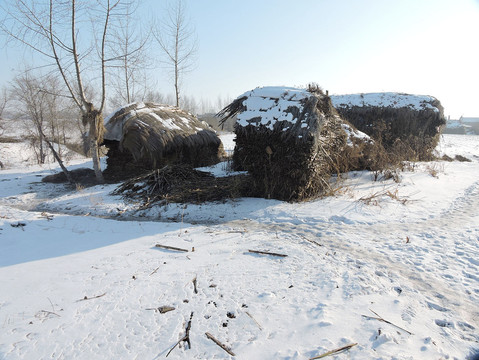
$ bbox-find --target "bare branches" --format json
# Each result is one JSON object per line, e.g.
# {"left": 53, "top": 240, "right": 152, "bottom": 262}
{"left": 153, "top": 0, "right": 197, "bottom": 107}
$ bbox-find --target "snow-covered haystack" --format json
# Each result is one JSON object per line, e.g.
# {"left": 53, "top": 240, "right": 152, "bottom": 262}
{"left": 102, "top": 102, "right": 225, "bottom": 180}
{"left": 218, "top": 86, "right": 373, "bottom": 201}
{"left": 331, "top": 93, "right": 446, "bottom": 161}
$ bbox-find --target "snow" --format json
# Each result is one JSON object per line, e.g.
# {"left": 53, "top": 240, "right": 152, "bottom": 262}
{"left": 234, "top": 87, "right": 311, "bottom": 130}
{"left": 331, "top": 92, "right": 440, "bottom": 112}
{"left": 1, "top": 133, "right": 479, "bottom": 359}
{"left": 341, "top": 123, "right": 372, "bottom": 146}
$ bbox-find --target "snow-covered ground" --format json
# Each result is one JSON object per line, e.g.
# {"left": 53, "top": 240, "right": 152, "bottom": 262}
{"left": 1, "top": 134, "right": 478, "bottom": 359}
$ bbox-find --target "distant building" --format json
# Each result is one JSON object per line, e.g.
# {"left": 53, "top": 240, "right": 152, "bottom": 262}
{"left": 460, "top": 117, "right": 479, "bottom": 134}
{"left": 443, "top": 116, "right": 478, "bottom": 135}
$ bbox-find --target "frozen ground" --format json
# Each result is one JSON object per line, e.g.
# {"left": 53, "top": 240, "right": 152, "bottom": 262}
{"left": 0, "top": 134, "right": 478, "bottom": 359}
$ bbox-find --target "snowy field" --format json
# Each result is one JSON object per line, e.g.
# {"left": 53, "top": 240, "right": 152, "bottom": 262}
{"left": 1, "top": 134, "right": 478, "bottom": 359}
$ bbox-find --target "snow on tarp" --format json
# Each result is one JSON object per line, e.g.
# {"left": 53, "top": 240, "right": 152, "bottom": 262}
{"left": 330, "top": 92, "right": 441, "bottom": 112}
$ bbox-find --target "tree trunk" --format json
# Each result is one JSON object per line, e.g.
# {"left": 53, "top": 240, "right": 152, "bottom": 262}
{"left": 38, "top": 127, "right": 75, "bottom": 185}
{"left": 83, "top": 107, "right": 105, "bottom": 184}
{"left": 90, "top": 138, "right": 104, "bottom": 183}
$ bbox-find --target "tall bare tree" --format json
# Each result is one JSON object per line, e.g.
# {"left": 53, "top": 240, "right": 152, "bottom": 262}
{"left": 154, "top": 0, "right": 197, "bottom": 108}
{"left": 107, "top": 1, "right": 152, "bottom": 106}
{"left": 0, "top": 0, "right": 140, "bottom": 183}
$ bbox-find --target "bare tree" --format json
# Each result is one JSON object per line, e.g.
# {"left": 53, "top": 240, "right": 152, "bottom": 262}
{"left": 0, "top": 0, "right": 140, "bottom": 183}
{"left": 10, "top": 73, "right": 75, "bottom": 182}
{"left": 107, "top": 1, "right": 152, "bottom": 106}
{"left": 154, "top": 0, "right": 197, "bottom": 108}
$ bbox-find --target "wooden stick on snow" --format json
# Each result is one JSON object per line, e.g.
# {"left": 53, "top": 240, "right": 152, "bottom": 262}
{"left": 309, "top": 343, "right": 358, "bottom": 359}
{"left": 155, "top": 244, "right": 189, "bottom": 252}
{"left": 248, "top": 249, "right": 288, "bottom": 257}
{"left": 205, "top": 332, "right": 236, "bottom": 356}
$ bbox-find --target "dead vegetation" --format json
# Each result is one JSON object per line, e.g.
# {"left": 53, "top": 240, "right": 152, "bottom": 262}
{"left": 112, "top": 164, "right": 253, "bottom": 205}
{"left": 358, "top": 187, "right": 410, "bottom": 206}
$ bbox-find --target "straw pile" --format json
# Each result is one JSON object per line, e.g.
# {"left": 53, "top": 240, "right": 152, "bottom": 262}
{"left": 331, "top": 93, "right": 446, "bottom": 161}
{"left": 218, "top": 86, "right": 359, "bottom": 201}
{"left": 102, "top": 102, "right": 225, "bottom": 180}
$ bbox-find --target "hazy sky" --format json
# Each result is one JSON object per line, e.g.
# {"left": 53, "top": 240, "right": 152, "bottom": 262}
{"left": 1, "top": 0, "right": 478, "bottom": 118}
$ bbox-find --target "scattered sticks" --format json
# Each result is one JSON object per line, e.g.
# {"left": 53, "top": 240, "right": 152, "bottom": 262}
{"left": 205, "top": 332, "right": 236, "bottom": 356}
{"left": 362, "top": 309, "right": 413, "bottom": 335}
{"left": 76, "top": 293, "right": 106, "bottom": 302}
{"left": 309, "top": 343, "right": 358, "bottom": 359}
{"left": 166, "top": 312, "right": 194, "bottom": 357}
{"left": 248, "top": 249, "right": 288, "bottom": 258}
{"left": 155, "top": 244, "right": 189, "bottom": 252}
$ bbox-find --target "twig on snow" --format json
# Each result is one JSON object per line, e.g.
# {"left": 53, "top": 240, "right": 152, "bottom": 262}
{"left": 309, "top": 343, "right": 358, "bottom": 359}
{"left": 155, "top": 244, "right": 189, "bottom": 252}
{"left": 248, "top": 249, "right": 288, "bottom": 258}
{"left": 192, "top": 276, "right": 198, "bottom": 294}
{"left": 166, "top": 312, "right": 194, "bottom": 357}
{"left": 76, "top": 293, "right": 106, "bottom": 302}
{"left": 149, "top": 266, "right": 160, "bottom": 276}
{"left": 37, "top": 310, "right": 61, "bottom": 318}
{"left": 362, "top": 309, "right": 413, "bottom": 335}
{"left": 245, "top": 311, "right": 262, "bottom": 330}
{"left": 39, "top": 212, "right": 54, "bottom": 221}
{"left": 299, "top": 234, "right": 323, "bottom": 247}
{"left": 10, "top": 222, "right": 26, "bottom": 230}
{"left": 146, "top": 306, "right": 175, "bottom": 314}
{"left": 205, "top": 332, "right": 236, "bottom": 356}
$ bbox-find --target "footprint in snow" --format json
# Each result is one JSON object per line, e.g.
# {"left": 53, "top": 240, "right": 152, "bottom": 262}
{"left": 434, "top": 319, "right": 455, "bottom": 328}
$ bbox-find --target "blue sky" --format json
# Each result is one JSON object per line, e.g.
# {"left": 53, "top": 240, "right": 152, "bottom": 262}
{"left": 180, "top": 0, "right": 479, "bottom": 118}
{"left": 1, "top": 0, "right": 478, "bottom": 118}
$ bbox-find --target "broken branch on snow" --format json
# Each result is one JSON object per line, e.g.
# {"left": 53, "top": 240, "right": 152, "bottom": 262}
{"left": 166, "top": 312, "right": 193, "bottom": 357}
{"left": 309, "top": 343, "right": 358, "bottom": 359}
{"left": 155, "top": 244, "right": 189, "bottom": 252}
{"left": 205, "top": 332, "right": 236, "bottom": 356}
{"left": 248, "top": 249, "right": 288, "bottom": 258}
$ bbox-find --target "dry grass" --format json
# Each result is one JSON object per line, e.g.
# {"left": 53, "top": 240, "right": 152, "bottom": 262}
{"left": 425, "top": 162, "right": 444, "bottom": 178}
{"left": 359, "top": 187, "right": 409, "bottom": 206}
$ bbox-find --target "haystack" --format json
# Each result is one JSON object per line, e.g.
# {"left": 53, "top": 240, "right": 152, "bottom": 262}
{"left": 218, "top": 86, "right": 370, "bottom": 201}
{"left": 102, "top": 102, "right": 224, "bottom": 180}
{"left": 331, "top": 93, "right": 446, "bottom": 161}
